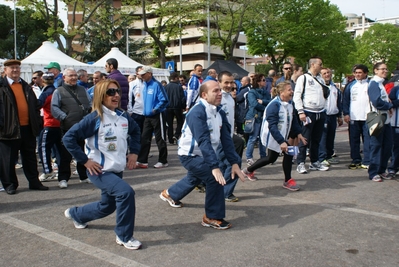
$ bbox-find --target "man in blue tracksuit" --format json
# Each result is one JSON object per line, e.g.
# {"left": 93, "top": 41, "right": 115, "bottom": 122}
{"left": 387, "top": 84, "right": 399, "bottom": 176}
{"left": 136, "top": 66, "right": 169, "bottom": 169}
{"left": 159, "top": 81, "right": 245, "bottom": 230}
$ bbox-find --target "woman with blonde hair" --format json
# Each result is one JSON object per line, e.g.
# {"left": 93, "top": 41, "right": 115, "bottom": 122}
{"left": 62, "top": 79, "right": 142, "bottom": 249}
{"left": 242, "top": 81, "right": 306, "bottom": 190}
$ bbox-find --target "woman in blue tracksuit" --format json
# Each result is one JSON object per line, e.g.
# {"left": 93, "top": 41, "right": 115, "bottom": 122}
{"left": 367, "top": 63, "right": 394, "bottom": 182}
{"left": 242, "top": 81, "right": 306, "bottom": 190}
{"left": 62, "top": 79, "right": 142, "bottom": 250}
{"left": 245, "top": 73, "right": 271, "bottom": 166}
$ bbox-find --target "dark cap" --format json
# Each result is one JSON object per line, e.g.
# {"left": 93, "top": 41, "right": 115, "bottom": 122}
{"left": 42, "top": 71, "right": 55, "bottom": 80}
{"left": 3, "top": 59, "right": 21, "bottom": 67}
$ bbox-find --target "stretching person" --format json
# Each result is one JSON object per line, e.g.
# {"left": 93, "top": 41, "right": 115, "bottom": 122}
{"left": 242, "top": 81, "right": 306, "bottom": 190}
{"left": 62, "top": 79, "right": 142, "bottom": 250}
{"left": 159, "top": 81, "right": 245, "bottom": 230}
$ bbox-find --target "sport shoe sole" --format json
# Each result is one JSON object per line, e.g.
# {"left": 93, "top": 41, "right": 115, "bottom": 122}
{"left": 282, "top": 184, "right": 300, "bottom": 191}
{"left": 116, "top": 236, "right": 142, "bottom": 250}
{"left": 201, "top": 218, "right": 231, "bottom": 230}
{"left": 64, "top": 208, "right": 87, "bottom": 229}
{"left": 159, "top": 190, "right": 182, "bottom": 208}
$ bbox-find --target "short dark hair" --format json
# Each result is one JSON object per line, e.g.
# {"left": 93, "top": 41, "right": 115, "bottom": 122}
{"left": 179, "top": 74, "right": 187, "bottom": 80}
{"left": 218, "top": 71, "right": 232, "bottom": 81}
{"left": 136, "top": 66, "right": 143, "bottom": 72}
{"left": 169, "top": 72, "right": 179, "bottom": 80}
{"left": 354, "top": 64, "right": 369, "bottom": 73}
{"left": 194, "top": 64, "right": 202, "bottom": 70}
{"left": 106, "top": 58, "right": 118, "bottom": 69}
{"left": 33, "top": 70, "right": 43, "bottom": 77}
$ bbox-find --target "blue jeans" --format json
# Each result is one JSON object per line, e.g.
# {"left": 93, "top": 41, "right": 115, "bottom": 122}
{"left": 168, "top": 155, "right": 225, "bottom": 219}
{"left": 68, "top": 172, "right": 136, "bottom": 242}
{"left": 318, "top": 115, "right": 337, "bottom": 161}
{"left": 368, "top": 124, "right": 392, "bottom": 179}
{"left": 246, "top": 121, "right": 266, "bottom": 160}
{"left": 388, "top": 127, "right": 399, "bottom": 173}
{"left": 217, "top": 134, "right": 244, "bottom": 198}
{"left": 349, "top": 120, "right": 370, "bottom": 165}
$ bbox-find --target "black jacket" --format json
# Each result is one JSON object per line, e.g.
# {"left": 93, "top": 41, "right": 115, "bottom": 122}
{"left": 0, "top": 76, "right": 41, "bottom": 140}
{"left": 165, "top": 81, "right": 186, "bottom": 109}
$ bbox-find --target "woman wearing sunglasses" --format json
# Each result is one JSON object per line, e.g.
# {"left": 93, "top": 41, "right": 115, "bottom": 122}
{"left": 62, "top": 79, "right": 142, "bottom": 250}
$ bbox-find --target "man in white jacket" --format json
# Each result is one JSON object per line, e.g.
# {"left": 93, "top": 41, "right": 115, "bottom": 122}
{"left": 293, "top": 57, "right": 329, "bottom": 174}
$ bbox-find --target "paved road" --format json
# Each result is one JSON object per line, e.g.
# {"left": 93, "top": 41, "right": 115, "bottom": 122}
{"left": 1, "top": 128, "right": 399, "bottom": 267}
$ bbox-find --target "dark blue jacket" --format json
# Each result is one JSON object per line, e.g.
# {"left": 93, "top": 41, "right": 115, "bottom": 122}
{"left": 245, "top": 88, "right": 271, "bottom": 123}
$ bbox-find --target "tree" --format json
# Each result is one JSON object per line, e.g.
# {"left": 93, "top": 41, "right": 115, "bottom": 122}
{"left": 77, "top": 4, "right": 148, "bottom": 62}
{"left": 17, "top": 0, "right": 109, "bottom": 56}
{"left": 0, "top": 5, "right": 48, "bottom": 59}
{"left": 132, "top": 0, "right": 197, "bottom": 68}
{"left": 244, "top": 0, "right": 355, "bottom": 73}
{"left": 351, "top": 23, "right": 399, "bottom": 73}
{"left": 199, "top": 0, "right": 252, "bottom": 61}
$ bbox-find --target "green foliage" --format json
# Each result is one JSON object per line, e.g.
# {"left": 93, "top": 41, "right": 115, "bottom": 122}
{"left": 0, "top": 5, "right": 48, "bottom": 59}
{"left": 16, "top": 0, "right": 109, "bottom": 56}
{"left": 199, "top": 0, "right": 251, "bottom": 60}
{"left": 351, "top": 23, "right": 399, "bottom": 74}
{"left": 244, "top": 0, "right": 355, "bottom": 73}
{"left": 77, "top": 5, "right": 148, "bottom": 62}
{"left": 255, "top": 64, "right": 274, "bottom": 75}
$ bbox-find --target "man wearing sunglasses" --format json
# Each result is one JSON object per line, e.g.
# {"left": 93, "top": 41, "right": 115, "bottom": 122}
{"left": 51, "top": 68, "right": 92, "bottom": 188}
{"left": 276, "top": 62, "right": 293, "bottom": 86}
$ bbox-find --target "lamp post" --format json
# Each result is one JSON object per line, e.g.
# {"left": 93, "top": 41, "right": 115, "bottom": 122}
{"left": 207, "top": 1, "right": 210, "bottom": 67}
{"left": 13, "top": 0, "right": 17, "bottom": 59}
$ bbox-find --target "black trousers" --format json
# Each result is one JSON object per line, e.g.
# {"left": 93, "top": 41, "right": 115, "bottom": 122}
{"left": 0, "top": 126, "right": 42, "bottom": 189}
{"left": 138, "top": 113, "right": 168, "bottom": 164}
{"left": 58, "top": 139, "right": 87, "bottom": 182}
{"left": 166, "top": 108, "right": 184, "bottom": 143}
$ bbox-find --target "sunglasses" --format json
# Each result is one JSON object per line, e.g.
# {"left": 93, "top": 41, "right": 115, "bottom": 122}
{"left": 283, "top": 68, "right": 292, "bottom": 70}
{"left": 32, "top": 77, "right": 38, "bottom": 80}
{"left": 261, "top": 79, "right": 266, "bottom": 81}
{"left": 106, "top": 88, "right": 121, "bottom": 96}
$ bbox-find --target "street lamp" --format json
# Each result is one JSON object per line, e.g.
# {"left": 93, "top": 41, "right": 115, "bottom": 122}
{"left": 13, "top": 0, "right": 17, "bottom": 59}
{"left": 207, "top": 1, "right": 210, "bottom": 67}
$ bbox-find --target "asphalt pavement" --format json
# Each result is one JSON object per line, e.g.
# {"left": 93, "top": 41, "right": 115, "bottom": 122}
{"left": 1, "top": 126, "right": 399, "bottom": 267}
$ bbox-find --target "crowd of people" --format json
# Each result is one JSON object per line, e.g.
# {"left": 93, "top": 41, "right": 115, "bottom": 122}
{"left": 1, "top": 56, "right": 398, "bottom": 249}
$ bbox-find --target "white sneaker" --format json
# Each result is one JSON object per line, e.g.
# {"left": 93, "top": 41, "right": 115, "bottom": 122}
{"left": 64, "top": 208, "right": 87, "bottom": 229}
{"left": 297, "top": 163, "right": 307, "bottom": 174}
{"left": 247, "top": 158, "right": 255, "bottom": 166}
{"left": 80, "top": 178, "right": 92, "bottom": 184}
{"left": 52, "top": 163, "right": 58, "bottom": 172}
{"left": 309, "top": 161, "right": 329, "bottom": 171}
{"left": 154, "top": 162, "right": 168, "bottom": 168}
{"left": 39, "top": 171, "right": 57, "bottom": 182}
{"left": 59, "top": 180, "right": 68, "bottom": 189}
{"left": 15, "top": 163, "right": 23, "bottom": 169}
{"left": 72, "top": 170, "right": 78, "bottom": 175}
{"left": 116, "top": 236, "right": 142, "bottom": 250}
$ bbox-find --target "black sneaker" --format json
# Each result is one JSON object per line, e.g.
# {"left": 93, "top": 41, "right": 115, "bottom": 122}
{"left": 348, "top": 163, "right": 360, "bottom": 170}
{"left": 201, "top": 214, "right": 231, "bottom": 230}
{"left": 225, "top": 194, "right": 239, "bottom": 202}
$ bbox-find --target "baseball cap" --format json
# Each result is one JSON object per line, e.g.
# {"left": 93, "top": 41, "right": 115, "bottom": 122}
{"left": 137, "top": 66, "right": 153, "bottom": 75}
{"left": 3, "top": 59, "right": 21, "bottom": 67}
{"left": 44, "top": 62, "right": 61, "bottom": 71}
{"left": 42, "top": 71, "right": 55, "bottom": 80}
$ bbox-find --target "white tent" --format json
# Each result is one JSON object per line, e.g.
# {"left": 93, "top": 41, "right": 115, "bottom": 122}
{"left": 19, "top": 41, "right": 99, "bottom": 81}
{"left": 92, "top": 47, "right": 170, "bottom": 82}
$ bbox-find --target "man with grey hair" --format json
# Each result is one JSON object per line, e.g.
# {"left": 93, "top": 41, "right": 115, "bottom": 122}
{"left": 77, "top": 69, "right": 89, "bottom": 89}
{"left": 51, "top": 68, "right": 92, "bottom": 188}
{"left": 293, "top": 57, "right": 329, "bottom": 174}
{"left": 203, "top": 69, "right": 218, "bottom": 83}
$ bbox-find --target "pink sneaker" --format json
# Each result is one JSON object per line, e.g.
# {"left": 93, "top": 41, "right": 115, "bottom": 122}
{"left": 241, "top": 168, "right": 257, "bottom": 181}
{"left": 283, "top": 178, "right": 300, "bottom": 191}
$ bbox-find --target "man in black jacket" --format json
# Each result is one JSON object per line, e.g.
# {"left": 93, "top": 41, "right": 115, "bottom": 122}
{"left": 165, "top": 73, "right": 186, "bottom": 145}
{"left": 0, "top": 59, "right": 49, "bottom": 194}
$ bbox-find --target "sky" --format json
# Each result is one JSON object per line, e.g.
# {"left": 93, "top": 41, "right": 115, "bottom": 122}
{"left": 329, "top": 0, "right": 398, "bottom": 20}
{"left": 0, "top": 0, "right": 397, "bottom": 26}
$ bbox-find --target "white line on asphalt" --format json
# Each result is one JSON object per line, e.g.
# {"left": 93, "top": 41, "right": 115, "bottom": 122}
{"left": 0, "top": 215, "right": 149, "bottom": 267}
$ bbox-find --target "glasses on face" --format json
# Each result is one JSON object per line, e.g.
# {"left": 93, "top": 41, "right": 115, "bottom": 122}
{"left": 377, "top": 68, "right": 388, "bottom": 71}
{"left": 32, "top": 77, "right": 38, "bottom": 80}
{"left": 106, "top": 88, "right": 121, "bottom": 96}
{"left": 283, "top": 68, "right": 292, "bottom": 70}
{"left": 261, "top": 79, "right": 266, "bottom": 82}
{"left": 231, "top": 88, "right": 237, "bottom": 91}
{"left": 66, "top": 74, "right": 78, "bottom": 77}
